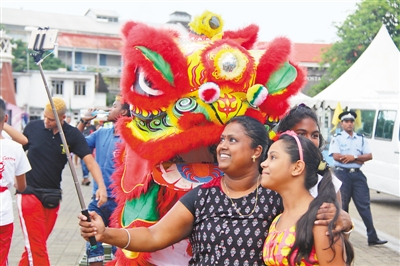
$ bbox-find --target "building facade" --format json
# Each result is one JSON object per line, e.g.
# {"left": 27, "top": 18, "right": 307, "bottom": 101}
{"left": 2, "top": 8, "right": 188, "bottom": 124}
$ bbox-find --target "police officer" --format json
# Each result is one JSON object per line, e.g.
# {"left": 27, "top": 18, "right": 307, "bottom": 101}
{"left": 329, "top": 110, "right": 387, "bottom": 246}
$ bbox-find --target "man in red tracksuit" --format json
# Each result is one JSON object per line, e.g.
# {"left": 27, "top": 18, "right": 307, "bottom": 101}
{"left": 16, "top": 97, "right": 107, "bottom": 266}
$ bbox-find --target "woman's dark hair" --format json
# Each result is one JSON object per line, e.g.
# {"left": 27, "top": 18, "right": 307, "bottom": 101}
{"left": 121, "top": 102, "right": 131, "bottom": 117}
{"left": 226, "top": 116, "right": 270, "bottom": 162}
{"left": 279, "top": 134, "right": 354, "bottom": 265}
{"left": 277, "top": 104, "right": 325, "bottom": 149}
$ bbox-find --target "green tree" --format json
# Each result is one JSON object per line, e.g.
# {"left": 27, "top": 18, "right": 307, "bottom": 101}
{"left": 11, "top": 39, "right": 66, "bottom": 72}
{"left": 309, "top": 0, "right": 399, "bottom": 96}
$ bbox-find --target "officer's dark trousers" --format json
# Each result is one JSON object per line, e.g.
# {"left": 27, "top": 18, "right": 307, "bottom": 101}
{"left": 334, "top": 169, "right": 379, "bottom": 243}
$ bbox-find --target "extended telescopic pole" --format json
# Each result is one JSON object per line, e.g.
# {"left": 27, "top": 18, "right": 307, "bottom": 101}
{"left": 32, "top": 51, "right": 97, "bottom": 249}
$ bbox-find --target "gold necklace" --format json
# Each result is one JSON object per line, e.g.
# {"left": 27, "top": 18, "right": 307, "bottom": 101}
{"left": 223, "top": 174, "right": 260, "bottom": 217}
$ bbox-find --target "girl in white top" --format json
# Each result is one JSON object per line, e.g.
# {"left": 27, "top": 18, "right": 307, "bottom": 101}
{"left": 277, "top": 104, "right": 354, "bottom": 233}
{"left": 0, "top": 101, "right": 31, "bottom": 266}
{"left": 277, "top": 104, "right": 342, "bottom": 198}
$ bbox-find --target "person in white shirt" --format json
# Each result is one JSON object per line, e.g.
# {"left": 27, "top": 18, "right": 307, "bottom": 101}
{"left": 0, "top": 98, "right": 31, "bottom": 266}
{"left": 276, "top": 104, "right": 354, "bottom": 232}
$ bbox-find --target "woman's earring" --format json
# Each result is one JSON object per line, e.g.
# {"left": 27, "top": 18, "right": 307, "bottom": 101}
{"left": 252, "top": 155, "right": 256, "bottom": 162}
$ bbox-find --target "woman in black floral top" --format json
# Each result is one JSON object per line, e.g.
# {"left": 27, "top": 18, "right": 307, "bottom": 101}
{"left": 180, "top": 179, "right": 283, "bottom": 265}
{"left": 180, "top": 116, "right": 282, "bottom": 265}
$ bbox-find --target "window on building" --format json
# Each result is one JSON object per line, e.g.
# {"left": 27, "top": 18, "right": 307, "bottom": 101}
{"left": 74, "top": 81, "right": 86, "bottom": 96}
{"left": 96, "top": 16, "right": 118, "bottom": 22}
{"left": 51, "top": 80, "right": 64, "bottom": 95}
{"left": 14, "top": 78, "right": 17, "bottom": 93}
{"left": 29, "top": 107, "right": 44, "bottom": 121}
{"left": 76, "top": 52, "right": 82, "bottom": 64}
{"left": 99, "top": 54, "right": 107, "bottom": 66}
{"left": 374, "top": 110, "right": 396, "bottom": 140}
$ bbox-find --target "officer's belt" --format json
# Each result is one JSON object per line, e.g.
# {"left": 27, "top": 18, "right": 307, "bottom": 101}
{"left": 335, "top": 167, "right": 361, "bottom": 173}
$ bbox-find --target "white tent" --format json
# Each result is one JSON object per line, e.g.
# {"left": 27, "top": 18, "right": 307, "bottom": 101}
{"left": 289, "top": 92, "right": 311, "bottom": 107}
{"left": 309, "top": 25, "right": 399, "bottom": 110}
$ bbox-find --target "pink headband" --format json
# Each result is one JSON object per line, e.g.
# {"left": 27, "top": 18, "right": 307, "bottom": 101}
{"left": 280, "top": 130, "right": 304, "bottom": 161}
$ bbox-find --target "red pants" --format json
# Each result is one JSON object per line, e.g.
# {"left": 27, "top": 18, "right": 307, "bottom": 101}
{"left": 16, "top": 194, "right": 59, "bottom": 266}
{"left": 0, "top": 223, "right": 13, "bottom": 266}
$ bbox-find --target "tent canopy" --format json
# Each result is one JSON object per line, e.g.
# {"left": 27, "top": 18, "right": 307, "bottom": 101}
{"left": 289, "top": 92, "right": 311, "bottom": 107}
{"left": 309, "top": 25, "right": 399, "bottom": 110}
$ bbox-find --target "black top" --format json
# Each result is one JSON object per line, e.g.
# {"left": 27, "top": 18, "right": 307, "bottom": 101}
{"left": 23, "top": 120, "right": 92, "bottom": 189}
{"left": 180, "top": 179, "right": 283, "bottom": 265}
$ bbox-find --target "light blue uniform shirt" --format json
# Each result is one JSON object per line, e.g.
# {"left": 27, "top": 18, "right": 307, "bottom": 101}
{"left": 329, "top": 130, "right": 371, "bottom": 169}
{"left": 85, "top": 124, "right": 122, "bottom": 197}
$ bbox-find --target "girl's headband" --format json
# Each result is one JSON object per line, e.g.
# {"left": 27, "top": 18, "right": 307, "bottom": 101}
{"left": 280, "top": 130, "right": 303, "bottom": 161}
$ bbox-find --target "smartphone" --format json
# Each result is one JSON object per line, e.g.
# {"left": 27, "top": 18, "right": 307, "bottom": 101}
{"left": 28, "top": 28, "right": 58, "bottom": 51}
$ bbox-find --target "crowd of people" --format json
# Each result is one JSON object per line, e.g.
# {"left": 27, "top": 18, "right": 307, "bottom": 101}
{"left": 1, "top": 98, "right": 388, "bottom": 265}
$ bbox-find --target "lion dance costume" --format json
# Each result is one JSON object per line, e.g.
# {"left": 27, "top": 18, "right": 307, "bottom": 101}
{"left": 109, "top": 11, "right": 306, "bottom": 265}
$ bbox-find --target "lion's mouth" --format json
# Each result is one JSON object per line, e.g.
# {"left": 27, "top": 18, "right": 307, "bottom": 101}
{"left": 120, "top": 146, "right": 221, "bottom": 232}
{"left": 152, "top": 145, "right": 220, "bottom": 191}
{"left": 130, "top": 105, "right": 166, "bottom": 121}
{"left": 153, "top": 162, "right": 223, "bottom": 191}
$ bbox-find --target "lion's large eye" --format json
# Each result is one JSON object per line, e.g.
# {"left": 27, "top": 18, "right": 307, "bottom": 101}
{"left": 134, "top": 70, "right": 164, "bottom": 96}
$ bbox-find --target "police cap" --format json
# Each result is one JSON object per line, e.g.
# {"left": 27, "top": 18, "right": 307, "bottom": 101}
{"left": 339, "top": 111, "right": 357, "bottom": 121}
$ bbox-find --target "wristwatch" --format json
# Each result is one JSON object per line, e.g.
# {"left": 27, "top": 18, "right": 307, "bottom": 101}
{"left": 354, "top": 155, "right": 358, "bottom": 160}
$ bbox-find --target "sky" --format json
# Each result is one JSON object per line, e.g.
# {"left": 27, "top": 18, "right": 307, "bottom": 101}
{"left": 1, "top": 0, "right": 361, "bottom": 43}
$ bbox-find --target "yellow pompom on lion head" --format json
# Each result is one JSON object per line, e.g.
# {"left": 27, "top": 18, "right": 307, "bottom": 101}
{"left": 188, "top": 10, "right": 224, "bottom": 40}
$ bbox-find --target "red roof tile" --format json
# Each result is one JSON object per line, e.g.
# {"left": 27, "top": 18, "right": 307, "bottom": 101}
{"left": 254, "top": 42, "right": 331, "bottom": 63}
{"left": 292, "top": 43, "right": 331, "bottom": 63}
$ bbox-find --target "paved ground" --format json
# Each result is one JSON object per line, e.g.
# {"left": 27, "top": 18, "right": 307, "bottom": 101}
{"left": 8, "top": 165, "right": 400, "bottom": 265}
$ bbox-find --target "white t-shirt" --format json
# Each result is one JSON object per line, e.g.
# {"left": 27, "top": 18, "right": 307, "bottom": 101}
{"left": 0, "top": 138, "right": 31, "bottom": 226}
{"left": 309, "top": 174, "right": 342, "bottom": 198}
{"left": 1, "top": 131, "right": 11, "bottom": 139}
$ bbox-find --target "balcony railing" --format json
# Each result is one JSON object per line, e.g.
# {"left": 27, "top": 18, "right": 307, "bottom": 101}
{"left": 73, "top": 64, "right": 121, "bottom": 74}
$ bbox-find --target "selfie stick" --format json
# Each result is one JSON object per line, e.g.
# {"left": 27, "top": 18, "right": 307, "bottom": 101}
{"left": 30, "top": 28, "right": 97, "bottom": 249}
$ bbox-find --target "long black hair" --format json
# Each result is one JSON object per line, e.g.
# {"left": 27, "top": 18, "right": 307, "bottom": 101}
{"left": 278, "top": 134, "right": 354, "bottom": 265}
{"left": 277, "top": 104, "right": 325, "bottom": 149}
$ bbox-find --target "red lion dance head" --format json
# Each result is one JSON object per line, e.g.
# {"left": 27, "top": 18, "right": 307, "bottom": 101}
{"left": 110, "top": 11, "right": 306, "bottom": 265}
